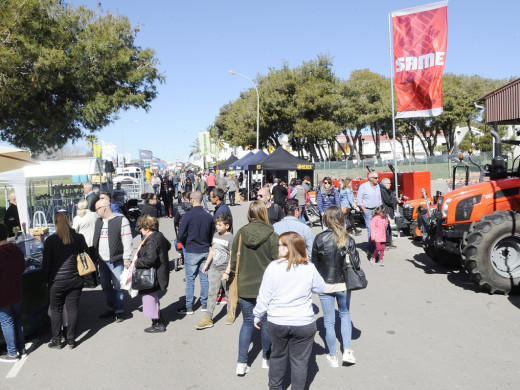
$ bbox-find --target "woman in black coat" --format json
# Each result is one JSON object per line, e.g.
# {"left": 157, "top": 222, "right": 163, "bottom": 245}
{"left": 312, "top": 206, "right": 360, "bottom": 367}
{"left": 43, "top": 212, "right": 89, "bottom": 349}
{"left": 134, "top": 215, "right": 171, "bottom": 333}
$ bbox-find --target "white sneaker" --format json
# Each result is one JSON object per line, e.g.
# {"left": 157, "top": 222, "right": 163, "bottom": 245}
{"left": 262, "top": 358, "right": 269, "bottom": 369}
{"left": 342, "top": 349, "right": 356, "bottom": 365}
{"left": 236, "top": 363, "right": 251, "bottom": 376}
{"left": 326, "top": 354, "right": 339, "bottom": 368}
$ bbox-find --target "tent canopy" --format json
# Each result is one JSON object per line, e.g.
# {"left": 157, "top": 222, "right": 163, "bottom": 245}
{"left": 217, "top": 155, "right": 239, "bottom": 170}
{"left": 228, "top": 151, "right": 254, "bottom": 170}
{"left": 0, "top": 146, "right": 37, "bottom": 173}
{"left": 24, "top": 157, "right": 105, "bottom": 178}
{"left": 246, "top": 151, "right": 270, "bottom": 170}
{"left": 259, "top": 146, "right": 314, "bottom": 170}
{"left": 232, "top": 151, "right": 267, "bottom": 170}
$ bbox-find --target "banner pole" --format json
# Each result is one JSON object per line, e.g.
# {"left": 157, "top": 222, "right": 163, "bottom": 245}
{"left": 388, "top": 11, "right": 400, "bottom": 205}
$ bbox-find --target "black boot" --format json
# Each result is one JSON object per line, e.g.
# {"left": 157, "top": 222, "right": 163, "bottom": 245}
{"left": 144, "top": 319, "right": 166, "bottom": 333}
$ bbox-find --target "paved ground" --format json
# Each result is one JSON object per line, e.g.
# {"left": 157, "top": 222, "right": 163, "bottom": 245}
{"left": 2, "top": 199, "right": 520, "bottom": 390}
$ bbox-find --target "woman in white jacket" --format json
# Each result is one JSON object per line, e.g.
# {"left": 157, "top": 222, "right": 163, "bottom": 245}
{"left": 253, "top": 232, "right": 325, "bottom": 390}
{"left": 73, "top": 200, "right": 99, "bottom": 286}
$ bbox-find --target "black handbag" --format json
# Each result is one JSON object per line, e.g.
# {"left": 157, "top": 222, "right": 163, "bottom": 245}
{"left": 132, "top": 267, "right": 158, "bottom": 290}
{"left": 343, "top": 246, "right": 368, "bottom": 291}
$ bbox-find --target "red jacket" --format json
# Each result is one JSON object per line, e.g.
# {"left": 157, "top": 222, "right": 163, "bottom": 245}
{"left": 0, "top": 243, "right": 25, "bottom": 306}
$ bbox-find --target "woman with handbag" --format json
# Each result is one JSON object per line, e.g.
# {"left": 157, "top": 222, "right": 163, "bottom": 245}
{"left": 43, "top": 212, "right": 89, "bottom": 349}
{"left": 312, "top": 206, "right": 360, "bottom": 367}
{"left": 73, "top": 199, "right": 100, "bottom": 287}
{"left": 134, "top": 215, "right": 171, "bottom": 333}
{"left": 223, "top": 201, "right": 278, "bottom": 376}
{"left": 253, "top": 232, "right": 325, "bottom": 390}
{"left": 339, "top": 178, "right": 362, "bottom": 236}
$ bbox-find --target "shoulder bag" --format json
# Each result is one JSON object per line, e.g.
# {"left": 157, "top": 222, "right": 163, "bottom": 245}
{"left": 77, "top": 251, "right": 96, "bottom": 276}
{"left": 343, "top": 243, "right": 368, "bottom": 291}
{"left": 131, "top": 234, "right": 158, "bottom": 291}
{"left": 227, "top": 235, "right": 242, "bottom": 322}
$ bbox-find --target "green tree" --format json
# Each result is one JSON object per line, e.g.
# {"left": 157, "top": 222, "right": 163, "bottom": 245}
{"left": 0, "top": 0, "right": 164, "bottom": 152}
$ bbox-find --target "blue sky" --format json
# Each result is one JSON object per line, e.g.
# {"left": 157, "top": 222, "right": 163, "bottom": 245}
{"left": 8, "top": 0, "right": 520, "bottom": 162}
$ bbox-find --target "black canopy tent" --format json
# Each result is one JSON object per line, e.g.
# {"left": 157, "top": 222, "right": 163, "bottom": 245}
{"left": 216, "top": 155, "right": 239, "bottom": 171}
{"left": 258, "top": 146, "right": 315, "bottom": 186}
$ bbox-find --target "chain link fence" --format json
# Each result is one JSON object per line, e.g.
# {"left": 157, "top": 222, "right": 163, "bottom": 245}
{"left": 314, "top": 151, "right": 518, "bottom": 182}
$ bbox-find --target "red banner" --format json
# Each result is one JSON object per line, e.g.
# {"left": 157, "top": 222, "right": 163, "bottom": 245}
{"left": 392, "top": 1, "right": 448, "bottom": 118}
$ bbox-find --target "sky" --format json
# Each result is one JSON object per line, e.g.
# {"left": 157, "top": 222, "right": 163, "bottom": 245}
{"left": 6, "top": 0, "right": 520, "bottom": 163}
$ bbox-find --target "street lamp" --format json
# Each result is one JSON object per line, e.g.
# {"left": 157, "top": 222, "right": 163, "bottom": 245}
{"left": 121, "top": 120, "right": 139, "bottom": 164}
{"left": 228, "top": 70, "right": 260, "bottom": 151}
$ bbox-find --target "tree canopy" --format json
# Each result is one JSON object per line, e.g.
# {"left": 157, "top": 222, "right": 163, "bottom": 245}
{"left": 214, "top": 55, "right": 513, "bottom": 161}
{"left": 0, "top": 0, "right": 164, "bottom": 152}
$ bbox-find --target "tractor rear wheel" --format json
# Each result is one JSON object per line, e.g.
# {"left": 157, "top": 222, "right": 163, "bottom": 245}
{"left": 462, "top": 211, "right": 520, "bottom": 294}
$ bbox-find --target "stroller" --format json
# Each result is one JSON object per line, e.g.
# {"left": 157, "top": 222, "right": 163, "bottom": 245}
{"left": 126, "top": 199, "right": 141, "bottom": 238}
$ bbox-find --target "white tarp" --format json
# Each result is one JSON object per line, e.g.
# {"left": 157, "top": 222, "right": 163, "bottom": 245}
{"left": 0, "top": 169, "right": 29, "bottom": 229}
{"left": 23, "top": 157, "right": 105, "bottom": 178}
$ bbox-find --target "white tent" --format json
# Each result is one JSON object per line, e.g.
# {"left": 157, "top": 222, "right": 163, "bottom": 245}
{"left": 0, "top": 169, "right": 29, "bottom": 229}
{"left": 24, "top": 157, "right": 104, "bottom": 178}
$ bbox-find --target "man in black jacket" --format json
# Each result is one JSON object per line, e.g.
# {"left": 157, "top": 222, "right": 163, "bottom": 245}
{"left": 83, "top": 183, "right": 99, "bottom": 212}
{"left": 3, "top": 192, "right": 20, "bottom": 237}
{"left": 177, "top": 191, "right": 215, "bottom": 315}
{"left": 380, "top": 178, "right": 398, "bottom": 249}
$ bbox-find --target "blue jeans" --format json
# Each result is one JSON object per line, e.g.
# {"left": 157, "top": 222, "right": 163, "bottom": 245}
{"left": 319, "top": 291, "right": 352, "bottom": 355}
{"left": 98, "top": 260, "right": 125, "bottom": 314}
{"left": 0, "top": 301, "right": 25, "bottom": 356}
{"left": 184, "top": 252, "right": 209, "bottom": 309}
{"left": 238, "top": 297, "right": 271, "bottom": 363}
{"left": 363, "top": 209, "right": 375, "bottom": 252}
{"left": 299, "top": 206, "right": 306, "bottom": 223}
{"left": 202, "top": 193, "right": 209, "bottom": 211}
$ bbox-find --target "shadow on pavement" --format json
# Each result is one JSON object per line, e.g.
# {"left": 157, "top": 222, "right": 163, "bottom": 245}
{"left": 407, "top": 253, "right": 481, "bottom": 293}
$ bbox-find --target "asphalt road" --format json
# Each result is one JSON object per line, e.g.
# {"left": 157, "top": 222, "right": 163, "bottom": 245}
{"left": 2, "top": 199, "right": 520, "bottom": 390}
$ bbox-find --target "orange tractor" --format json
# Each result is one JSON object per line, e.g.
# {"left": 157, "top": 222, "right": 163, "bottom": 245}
{"left": 420, "top": 125, "right": 520, "bottom": 294}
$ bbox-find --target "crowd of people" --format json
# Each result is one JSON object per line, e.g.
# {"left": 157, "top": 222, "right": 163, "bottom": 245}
{"left": 1, "top": 169, "right": 401, "bottom": 389}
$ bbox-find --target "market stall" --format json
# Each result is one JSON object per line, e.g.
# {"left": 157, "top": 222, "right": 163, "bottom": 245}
{"left": 24, "top": 157, "right": 106, "bottom": 225}
{"left": 258, "top": 146, "right": 315, "bottom": 186}
{"left": 0, "top": 154, "right": 48, "bottom": 346}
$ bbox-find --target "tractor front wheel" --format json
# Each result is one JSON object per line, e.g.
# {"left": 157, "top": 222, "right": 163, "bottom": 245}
{"left": 462, "top": 211, "right": 520, "bottom": 294}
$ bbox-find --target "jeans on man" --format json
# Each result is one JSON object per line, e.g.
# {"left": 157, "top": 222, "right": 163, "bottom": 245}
{"left": 363, "top": 209, "right": 375, "bottom": 253}
{"left": 318, "top": 290, "right": 352, "bottom": 355}
{"left": 184, "top": 252, "right": 209, "bottom": 310}
{"left": 267, "top": 321, "right": 316, "bottom": 390}
{"left": 0, "top": 301, "right": 25, "bottom": 356}
{"left": 238, "top": 297, "right": 270, "bottom": 363}
{"left": 98, "top": 260, "right": 125, "bottom": 314}
{"left": 204, "top": 265, "right": 229, "bottom": 319}
{"left": 228, "top": 191, "right": 236, "bottom": 206}
{"left": 202, "top": 193, "right": 209, "bottom": 211}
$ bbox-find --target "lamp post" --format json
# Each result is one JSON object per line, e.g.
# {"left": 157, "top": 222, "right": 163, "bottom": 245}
{"left": 121, "top": 120, "right": 139, "bottom": 165}
{"left": 228, "top": 70, "right": 260, "bottom": 151}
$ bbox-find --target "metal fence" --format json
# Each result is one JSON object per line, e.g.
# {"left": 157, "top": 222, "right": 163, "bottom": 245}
{"left": 314, "top": 151, "right": 518, "bottom": 181}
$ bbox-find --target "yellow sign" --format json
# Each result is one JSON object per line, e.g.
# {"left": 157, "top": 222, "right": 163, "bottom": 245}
{"left": 93, "top": 143, "right": 101, "bottom": 158}
{"left": 256, "top": 165, "right": 262, "bottom": 169}
{"left": 297, "top": 164, "right": 313, "bottom": 169}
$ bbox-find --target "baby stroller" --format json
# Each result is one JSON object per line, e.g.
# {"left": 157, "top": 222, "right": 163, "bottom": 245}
{"left": 173, "top": 238, "right": 184, "bottom": 272}
{"left": 126, "top": 199, "right": 141, "bottom": 238}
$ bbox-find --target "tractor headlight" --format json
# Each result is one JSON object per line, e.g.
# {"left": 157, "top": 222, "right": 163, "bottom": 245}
{"left": 403, "top": 204, "right": 411, "bottom": 208}
{"left": 455, "top": 195, "right": 482, "bottom": 222}
{"left": 442, "top": 198, "right": 452, "bottom": 217}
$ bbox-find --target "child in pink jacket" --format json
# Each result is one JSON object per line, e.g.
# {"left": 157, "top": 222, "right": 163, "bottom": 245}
{"left": 370, "top": 206, "right": 388, "bottom": 266}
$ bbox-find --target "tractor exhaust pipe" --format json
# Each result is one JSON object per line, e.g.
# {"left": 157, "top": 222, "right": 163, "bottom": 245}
{"left": 490, "top": 123, "right": 508, "bottom": 179}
